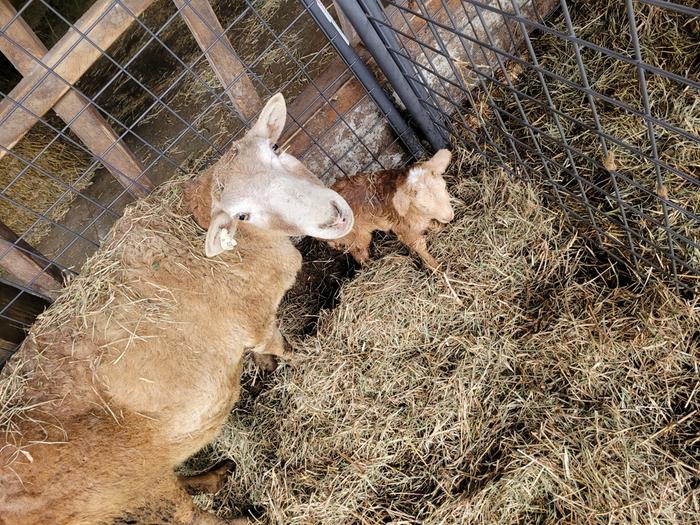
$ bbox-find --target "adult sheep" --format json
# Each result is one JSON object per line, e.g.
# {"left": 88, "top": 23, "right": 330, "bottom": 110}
{"left": 0, "top": 94, "right": 354, "bottom": 525}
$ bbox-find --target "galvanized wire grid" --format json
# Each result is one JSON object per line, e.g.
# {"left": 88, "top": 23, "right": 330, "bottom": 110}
{"left": 359, "top": 0, "right": 700, "bottom": 293}
{"left": 0, "top": 0, "right": 413, "bottom": 354}
{"left": 1, "top": 0, "right": 699, "bottom": 356}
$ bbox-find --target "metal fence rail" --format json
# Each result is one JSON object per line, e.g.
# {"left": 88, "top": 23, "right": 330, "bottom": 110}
{"left": 1, "top": 0, "right": 698, "bottom": 359}
{"left": 336, "top": 0, "right": 700, "bottom": 293}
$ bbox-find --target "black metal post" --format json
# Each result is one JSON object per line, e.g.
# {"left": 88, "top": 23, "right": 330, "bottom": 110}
{"left": 300, "top": 0, "right": 426, "bottom": 158}
{"left": 334, "top": 0, "right": 448, "bottom": 151}
{"left": 357, "top": 0, "right": 452, "bottom": 144}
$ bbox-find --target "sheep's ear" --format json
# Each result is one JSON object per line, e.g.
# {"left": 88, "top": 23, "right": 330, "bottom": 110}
{"left": 205, "top": 210, "right": 238, "bottom": 257}
{"left": 424, "top": 149, "right": 452, "bottom": 175}
{"left": 250, "top": 93, "right": 286, "bottom": 143}
{"left": 392, "top": 187, "right": 411, "bottom": 216}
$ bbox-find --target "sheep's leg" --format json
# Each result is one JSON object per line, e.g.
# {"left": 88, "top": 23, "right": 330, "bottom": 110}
{"left": 157, "top": 476, "right": 247, "bottom": 525}
{"left": 250, "top": 327, "right": 296, "bottom": 371}
{"left": 178, "top": 460, "right": 235, "bottom": 495}
{"left": 397, "top": 231, "right": 439, "bottom": 270}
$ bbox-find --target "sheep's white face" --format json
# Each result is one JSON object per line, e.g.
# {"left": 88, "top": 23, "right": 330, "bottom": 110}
{"left": 205, "top": 94, "right": 354, "bottom": 257}
{"left": 405, "top": 149, "right": 454, "bottom": 223}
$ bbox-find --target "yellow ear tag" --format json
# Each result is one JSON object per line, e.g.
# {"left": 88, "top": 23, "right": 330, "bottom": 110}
{"left": 219, "top": 228, "right": 237, "bottom": 250}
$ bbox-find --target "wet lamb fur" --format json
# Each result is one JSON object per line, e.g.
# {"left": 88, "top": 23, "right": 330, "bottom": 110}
{"left": 329, "top": 149, "right": 454, "bottom": 269}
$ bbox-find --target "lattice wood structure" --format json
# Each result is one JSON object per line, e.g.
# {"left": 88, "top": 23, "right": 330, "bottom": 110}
{"left": 0, "top": 0, "right": 261, "bottom": 298}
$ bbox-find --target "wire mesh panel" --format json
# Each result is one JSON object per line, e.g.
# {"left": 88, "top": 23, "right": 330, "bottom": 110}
{"left": 346, "top": 0, "right": 700, "bottom": 293}
{"left": 0, "top": 0, "right": 420, "bottom": 358}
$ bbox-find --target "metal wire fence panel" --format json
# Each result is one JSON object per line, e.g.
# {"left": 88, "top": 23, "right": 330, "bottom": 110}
{"left": 0, "top": 0, "right": 419, "bottom": 356}
{"left": 346, "top": 0, "right": 700, "bottom": 293}
{"left": 1, "top": 0, "right": 698, "bottom": 357}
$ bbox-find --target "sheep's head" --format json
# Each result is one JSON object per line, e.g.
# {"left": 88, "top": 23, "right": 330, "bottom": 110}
{"left": 205, "top": 93, "right": 354, "bottom": 257}
{"left": 393, "top": 149, "right": 454, "bottom": 224}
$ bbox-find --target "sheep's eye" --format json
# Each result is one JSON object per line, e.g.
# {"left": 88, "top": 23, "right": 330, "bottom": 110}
{"left": 271, "top": 143, "right": 279, "bottom": 152}
{"left": 238, "top": 213, "right": 249, "bottom": 221}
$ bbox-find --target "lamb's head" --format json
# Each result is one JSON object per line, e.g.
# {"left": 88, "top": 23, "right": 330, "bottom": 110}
{"left": 205, "top": 93, "right": 354, "bottom": 257}
{"left": 393, "top": 149, "right": 454, "bottom": 224}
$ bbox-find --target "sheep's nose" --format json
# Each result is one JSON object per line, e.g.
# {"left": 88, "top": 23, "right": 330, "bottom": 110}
{"left": 332, "top": 202, "right": 347, "bottom": 224}
{"left": 324, "top": 201, "right": 349, "bottom": 229}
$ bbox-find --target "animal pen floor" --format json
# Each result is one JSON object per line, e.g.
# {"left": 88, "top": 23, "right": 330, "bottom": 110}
{"left": 168, "top": 144, "right": 697, "bottom": 524}
{"left": 176, "top": 3, "right": 699, "bottom": 522}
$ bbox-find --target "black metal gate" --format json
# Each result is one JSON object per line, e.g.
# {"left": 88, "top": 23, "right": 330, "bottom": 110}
{"left": 315, "top": 0, "right": 700, "bottom": 294}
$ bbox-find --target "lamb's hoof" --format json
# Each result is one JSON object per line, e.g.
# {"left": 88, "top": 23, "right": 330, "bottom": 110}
{"left": 422, "top": 258, "right": 440, "bottom": 271}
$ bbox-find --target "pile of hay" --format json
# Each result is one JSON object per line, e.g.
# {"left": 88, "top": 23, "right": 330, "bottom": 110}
{"left": 478, "top": 0, "right": 700, "bottom": 287}
{"left": 0, "top": 125, "right": 95, "bottom": 246}
{"left": 182, "top": 148, "right": 699, "bottom": 523}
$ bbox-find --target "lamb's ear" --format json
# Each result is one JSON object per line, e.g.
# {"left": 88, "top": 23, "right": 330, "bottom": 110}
{"left": 424, "top": 149, "right": 452, "bottom": 175}
{"left": 205, "top": 210, "right": 238, "bottom": 257}
{"left": 250, "top": 93, "right": 286, "bottom": 143}
{"left": 392, "top": 186, "right": 411, "bottom": 216}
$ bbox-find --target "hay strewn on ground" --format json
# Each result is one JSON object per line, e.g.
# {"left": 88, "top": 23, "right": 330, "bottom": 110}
{"left": 0, "top": 124, "right": 95, "bottom": 246}
{"left": 479, "top": 0, "right": 700, "bottom": 285}
{"left": 178, "top": 149, "right": 700, "bottom": 524}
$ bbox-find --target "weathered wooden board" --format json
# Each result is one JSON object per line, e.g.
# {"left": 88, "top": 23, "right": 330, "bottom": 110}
{"left": 0, "top": 0, "right": 154, "bottom": 197}
{"left": 0, "top": 221, "right": 63, "bottom": 298}
{"left": 0, "top": 0, "right": 155, "bottom": 161}
{"left": 173, "top": 0, "right": 261, "bottom": 122}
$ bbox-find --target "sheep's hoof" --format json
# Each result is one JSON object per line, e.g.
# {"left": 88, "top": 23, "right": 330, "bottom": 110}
{"left": 351, "top": 251, "right": 370, "bottom": 264}
{"left": 180, "top": 460, "right": 235, "bottom": 494}
{"left": 251, "top": 352, "right": 278, "bottom": 372}
{"left": 208, "top": 460, "right": 235, "bottom": 493}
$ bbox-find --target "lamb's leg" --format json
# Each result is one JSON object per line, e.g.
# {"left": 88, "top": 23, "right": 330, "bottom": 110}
{"left": 178, "top": 460, "right": 235, "bottom": 495}
{"left": 250, "top": 327, "right": 296, "bottom": 372}
{"left": 348, "top": 229, "right": 373, "bottom": 264}
{"left": 397, "top": 231, "right": 439, "bottom": 270}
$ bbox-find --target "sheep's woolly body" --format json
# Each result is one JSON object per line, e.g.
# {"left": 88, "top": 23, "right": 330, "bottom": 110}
{"left": 0, "top": 174, "right": 301, "bottom": 524}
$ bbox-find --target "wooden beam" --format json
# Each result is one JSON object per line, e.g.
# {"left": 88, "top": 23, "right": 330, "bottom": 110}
{"left": 0, "top": 0, "right": 154, "bottom": 198}
{"left": 0, "top": 279, "right": 50, "bottom": 366}
{"left": 0, "top": 221, "right": 63, "bottom": 298}
{"left": 0, "top": 0, "right": 155, "bottom": 162}
{"left": 173, "top": 0, "right": 261, "bottom": 122}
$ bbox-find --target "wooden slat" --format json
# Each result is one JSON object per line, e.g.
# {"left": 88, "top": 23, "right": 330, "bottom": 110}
{"left": 0, "top": 0, "right": 154, "bottom": 198}
{"left": 0, "top": 0, "right": 155, "bottom": 162}
{"left": 173, "top": 0, "right": 261, "bottom": 122}
{"left": 0, "top": 279, "right": 50, "bottom": 366}
{"left": 0, "top": 221, "right": 63, "bottom": 298}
